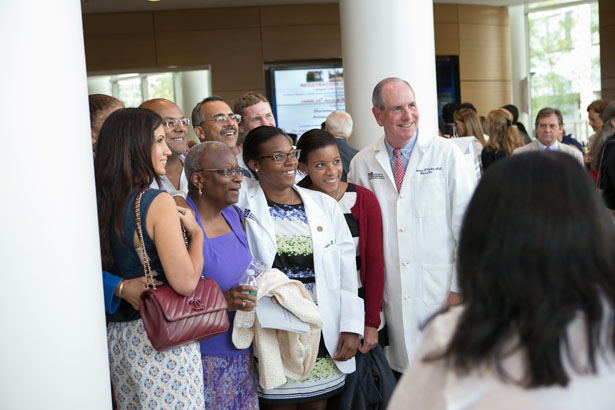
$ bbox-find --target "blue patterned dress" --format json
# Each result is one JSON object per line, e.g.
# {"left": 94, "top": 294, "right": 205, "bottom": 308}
{"left": 255, "top": 201, "right": 345, "bottom": 405}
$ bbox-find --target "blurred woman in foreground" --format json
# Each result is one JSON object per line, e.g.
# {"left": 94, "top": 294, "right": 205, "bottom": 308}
{"left": 389, "top": 151, "right": 615, "bottom": 410}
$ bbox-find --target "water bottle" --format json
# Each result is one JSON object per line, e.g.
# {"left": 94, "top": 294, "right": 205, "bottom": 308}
{"left": 235, "top": 260, "right": 266, "bottom": 328}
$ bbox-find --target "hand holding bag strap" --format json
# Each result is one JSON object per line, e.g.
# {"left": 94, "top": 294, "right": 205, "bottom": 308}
{"left": 135, "top": 188, "right": 230, "bottom": 351}
{"left": 134, "top": 188, "right": 157, "bottom": 290}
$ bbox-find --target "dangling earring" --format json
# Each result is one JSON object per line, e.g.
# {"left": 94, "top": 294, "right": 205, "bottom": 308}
{"left": 198, "top": 187, "right": 203, "bottom": 196}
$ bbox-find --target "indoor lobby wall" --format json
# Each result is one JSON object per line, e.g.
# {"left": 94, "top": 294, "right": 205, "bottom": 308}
{"left": 83, "top": 3, "right": 511, "bottom": 115}
{"left": 599, "top": 0, "right": 615, "bottom": 101}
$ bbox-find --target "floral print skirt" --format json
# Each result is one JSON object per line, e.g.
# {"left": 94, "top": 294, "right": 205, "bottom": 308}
{"left": 107, "top": 319, "right": 205, "bottom": 410}
{"left": 255, "top": 355, "right": 345, "bottom": 405}
{"left": 201, "top": 353, "right": 259, "bottom": 409}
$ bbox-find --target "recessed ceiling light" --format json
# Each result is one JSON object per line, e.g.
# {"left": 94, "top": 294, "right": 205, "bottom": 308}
{"left": 148, "top": 0, "right": 160, "bottom": 2}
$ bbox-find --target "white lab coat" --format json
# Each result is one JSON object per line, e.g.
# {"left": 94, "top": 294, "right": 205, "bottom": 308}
{"left": 237, "top": 179, "right": 365, "bottom": 374}
{"left": 348, "top": 133, "right": 475, "bottom": 373}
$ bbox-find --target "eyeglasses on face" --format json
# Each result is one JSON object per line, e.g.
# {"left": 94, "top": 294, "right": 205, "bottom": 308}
{"left": 196, "top": 167, "right": 248, "bottom": 177}
{"left": 198, "top": 114, "right": 241, "bottom": 126}
{"left": 163, "top": 117, "right": 190, "bottom": 128}
{"left": 259, "top": 149, "right": 301, "bottom": 163}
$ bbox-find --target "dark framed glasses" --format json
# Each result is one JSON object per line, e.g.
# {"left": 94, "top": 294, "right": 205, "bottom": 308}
{"left": 259, "top": 149, "right": 301, "bottom": 163}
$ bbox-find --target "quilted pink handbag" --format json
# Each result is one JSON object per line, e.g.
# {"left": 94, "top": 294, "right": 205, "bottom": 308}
{"left": 134, "top": 189, "right": 229, "bottom": 351}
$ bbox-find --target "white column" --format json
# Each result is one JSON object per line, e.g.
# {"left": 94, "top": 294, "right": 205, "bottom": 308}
{"left": 179, "top": 69, "right": 212, "bottom": 144}
{"left": 509, "top": 5, "right": 531, "bottom": 130}
{"left": 0, "top": 1, "right": 112, "bottom": 409}
{"left": 340, "top": 0, "right": 439, "bottom": 150}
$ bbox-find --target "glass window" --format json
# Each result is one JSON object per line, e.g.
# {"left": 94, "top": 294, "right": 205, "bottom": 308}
{"left": 87, "top": 67, "right": 211, "bottom": 143}
{"left": 528, "top": 1, "right": 600, "bottom": 143}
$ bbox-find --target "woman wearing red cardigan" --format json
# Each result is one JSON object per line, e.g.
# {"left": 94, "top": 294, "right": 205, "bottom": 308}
{"left": 297, "top": 129, "right": 386, "bottom": 352}
{"left": 297, "top": 129, "right": 395, "bottom": 408}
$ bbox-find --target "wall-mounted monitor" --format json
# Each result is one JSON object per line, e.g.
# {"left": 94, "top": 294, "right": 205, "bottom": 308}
{"left": 268, "top": 62, "right": 345, "bottom": 137}
{"left": 436, "top": 56, "right": 461, "bottom": 115}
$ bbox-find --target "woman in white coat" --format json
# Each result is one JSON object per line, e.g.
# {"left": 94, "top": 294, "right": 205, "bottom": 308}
{"left": 237, "top": 126, "right": 364, "bottom": 410}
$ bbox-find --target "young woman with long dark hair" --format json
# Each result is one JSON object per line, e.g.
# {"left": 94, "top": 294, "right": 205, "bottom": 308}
{"left": 95, "top": 108, "right": 205, "bottom": 409}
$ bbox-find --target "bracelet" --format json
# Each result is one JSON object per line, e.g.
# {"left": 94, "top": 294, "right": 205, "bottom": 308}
{"left": 118, "top": 280, "right": 126, "bottom": 300}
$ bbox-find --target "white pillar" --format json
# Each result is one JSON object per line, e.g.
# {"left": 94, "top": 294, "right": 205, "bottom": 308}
{"left": 340, "top": 0, "right": 439, "bottom": 149}
{"left": 179, "top": 69, "right": 212, "bottom": 144}
{"left": 0, "top": 1, "right": 112, "bottom": 409}
{"left": 509, "top": 5, "right": 531, "bottom": 130}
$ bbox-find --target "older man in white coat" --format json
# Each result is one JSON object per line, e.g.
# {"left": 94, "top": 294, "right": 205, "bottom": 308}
{"left": 348, "top": 77, "right": 475, "bottom": 375}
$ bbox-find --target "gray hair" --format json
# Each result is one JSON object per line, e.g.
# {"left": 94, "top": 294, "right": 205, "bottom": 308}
{"left": 184, "top": 141, "right": 230, "bottom": 190}
{"left": 191, "top": 96, "right": 224, "bottom": 128}
{"left": 325, "top": 111, "right": 353, "bottom": 138}
{"left": 372, "top": 77, "right": 413, "bottom": 110}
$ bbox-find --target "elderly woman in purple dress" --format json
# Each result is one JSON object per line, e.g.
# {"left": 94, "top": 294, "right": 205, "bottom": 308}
{"left": 183, "top": 141, "right": 259, "bottom": 409}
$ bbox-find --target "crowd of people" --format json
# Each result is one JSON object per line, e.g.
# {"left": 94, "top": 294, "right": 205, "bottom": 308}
{"left": 91, "top": 77, "right": 615, "bottom": 410}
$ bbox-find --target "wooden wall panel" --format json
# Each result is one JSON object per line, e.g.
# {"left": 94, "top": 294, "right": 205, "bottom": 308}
{"left": 82, "top": 13, "right": 153, "bottom": 35}
{"left": 600, "top": 0, "right": 615, "bottom": 101}
{"left": 459, "top": 24, "right": 510, "bottom": 81}
{"left": 81, "top": 3, "right": 513, "bottom": 106}
{"left": 156, "top": 28, "right": 263, "bottom": 91}
{"left": 434, "top": 23, "right": 460, "bottom": 55}
{"left": 600, "top": 25, "right": 615, "bottom": 78}
{"left": 83, "top": 13, "right": 156, "bottom": 71}
{"left": 153, "top": 7, "right": 260, "bottom": 32}
{"left": 84, "top": 33, "right": 157, "bottom": 71}
{"left": 216, "top": 89, "right": 267, "bottom": 107}
{"left": 261, "top": 24, "right": 341, "bottom": 61}
{"left": 260, "top": 4, "right": 339, "bottom": 26}
{"left": 599, "top": 0, "right": 615, "bottom": 27}
{"left": 433, "top": 4, "right": 458, "bottom": 24}
{"left": 460, "top": 80, "right": 512, "bottom": 116}
{"left": 458, "top": 5, "right": 508, "bottom": 26}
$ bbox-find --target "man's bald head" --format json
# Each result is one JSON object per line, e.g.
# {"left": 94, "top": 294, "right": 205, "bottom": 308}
{"left": 325, "top": 111, "right": 353, "bottom": 139}
{"left": 139, "top": 98, "right": 188, "bottom": 156}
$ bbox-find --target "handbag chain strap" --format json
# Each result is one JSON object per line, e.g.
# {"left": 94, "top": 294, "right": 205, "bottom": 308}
{"left": 134, "top": 189, "right": 157, "bottom": 290}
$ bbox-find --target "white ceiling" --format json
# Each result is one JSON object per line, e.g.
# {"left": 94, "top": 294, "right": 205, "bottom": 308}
{"left": 81, "top": 0, "right": 542, "bottom": 15}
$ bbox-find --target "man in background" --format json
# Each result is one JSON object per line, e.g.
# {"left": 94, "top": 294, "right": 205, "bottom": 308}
{"left": 140, "top": 98, "right": 189, "bottom": 199}
{"left": 325, "top": 111, "right": 357, "bottom": 181}
{"left": 233, "top": 92, "right": 277, "bottom": 176}
{"left": 513, "top": 107, "right": 584, "bottom": 165}
{"left": 192, "top": 96, "right": 241, "bottom": 154}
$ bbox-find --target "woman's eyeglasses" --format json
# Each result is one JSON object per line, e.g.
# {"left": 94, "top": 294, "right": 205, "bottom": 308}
{"left": 259, "top": 149, "right": 301, "bottom": 164}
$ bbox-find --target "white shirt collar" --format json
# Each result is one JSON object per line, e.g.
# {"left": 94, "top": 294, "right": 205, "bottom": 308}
{"left": 537, "top": 140, "right": 559, "bottom": 151}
